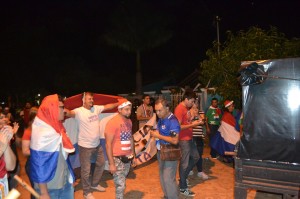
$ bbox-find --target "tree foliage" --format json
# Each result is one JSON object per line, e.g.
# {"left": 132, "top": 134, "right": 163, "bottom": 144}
{"left": 200, "top": 26, "right": 300, "bottom": 108}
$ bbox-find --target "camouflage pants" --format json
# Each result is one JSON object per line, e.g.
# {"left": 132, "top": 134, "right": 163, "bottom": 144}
{"left": 113, "top": 157, "right": 131, "bottom": 199}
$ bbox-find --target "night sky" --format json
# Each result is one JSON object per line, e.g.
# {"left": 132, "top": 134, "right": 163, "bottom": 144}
{"left": 1, "top": 0, "right": 300, "bottom": 100}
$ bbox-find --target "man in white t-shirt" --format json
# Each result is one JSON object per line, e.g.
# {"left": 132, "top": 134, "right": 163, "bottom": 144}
{"left": 66, "top": 92, "right": 120, "bottom": 199}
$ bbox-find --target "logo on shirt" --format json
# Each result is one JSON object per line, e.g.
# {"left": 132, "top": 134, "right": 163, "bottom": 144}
{"left": 88, "top": 115, "right": 98, "bottom": 123}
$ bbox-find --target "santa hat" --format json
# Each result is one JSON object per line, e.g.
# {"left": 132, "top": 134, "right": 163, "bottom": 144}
{"left": 224, "top": 100, "right": 234, "bottom": 108}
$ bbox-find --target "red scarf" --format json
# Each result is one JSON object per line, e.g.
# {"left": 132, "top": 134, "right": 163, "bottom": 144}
{"left": 37, "top": 94, "right": 74, "bottom": 152}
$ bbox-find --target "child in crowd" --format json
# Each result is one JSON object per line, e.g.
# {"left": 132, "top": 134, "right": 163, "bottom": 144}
{"left": 189, "top": 103, "right": 209, "bottom": 180}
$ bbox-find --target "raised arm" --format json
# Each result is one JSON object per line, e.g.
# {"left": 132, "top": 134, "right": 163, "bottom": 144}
{"left": 103, "top": 103, "right": 119, "bottom": 112}
{"left": 0, "top": 126, "right": 16, "bottom": 171}
{"left": 64, "top": 109, "right": 75, "bottom": 118}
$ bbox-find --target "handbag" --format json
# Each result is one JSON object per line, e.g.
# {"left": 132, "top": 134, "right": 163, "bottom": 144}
{"left": 160, "top": 143, "right": 182, "bottom": 161}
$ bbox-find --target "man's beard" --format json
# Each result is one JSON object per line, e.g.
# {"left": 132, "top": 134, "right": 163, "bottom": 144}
{"left": 124, "top": 115, "right": 130, "bottom": 119}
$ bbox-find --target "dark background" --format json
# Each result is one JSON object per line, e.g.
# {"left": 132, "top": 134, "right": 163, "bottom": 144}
{"left": 1, "top": 0, "right": 300, "bottom": 101}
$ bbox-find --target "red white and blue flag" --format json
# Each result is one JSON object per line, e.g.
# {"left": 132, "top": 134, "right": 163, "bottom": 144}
{"left": 30, "top": 117, "right": 74, "bottom": 183}
{"left": 30, "top": 94, "right": 75, "bottom": 183}
{"left": 210, "top": 111, "right": 241, "bottom": 156}
{"left": 120, "top": 131, "right": 132, "bottom": 151}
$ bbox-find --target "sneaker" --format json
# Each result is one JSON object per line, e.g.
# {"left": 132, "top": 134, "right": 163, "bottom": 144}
{"left": 197, "top": 172, "right": 209, "bottom": 180}
{"left": 180, "top": 189, "right": 196, "bottom": 197}
{"left": 188, "top": 170, "right": 194, "bottom": 176}
{"left": 91, "top": 185, "right": 106, "bottom": 192}
{"left": 84, "top": 193, "right": 95, "bottom": 199}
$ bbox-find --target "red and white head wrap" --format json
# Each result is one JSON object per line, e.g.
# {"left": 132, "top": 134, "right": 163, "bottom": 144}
{"left": 118, "top": 101, "right": 132, "bottom": 109}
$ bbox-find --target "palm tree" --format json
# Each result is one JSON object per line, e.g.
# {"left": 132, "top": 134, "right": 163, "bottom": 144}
{"left": 104, "top": 0, "right": 172, "bottom": 95}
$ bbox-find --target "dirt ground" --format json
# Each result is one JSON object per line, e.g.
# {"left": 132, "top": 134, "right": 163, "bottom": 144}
{"left": 14, "top": 143, "right": 286, "bottom": 199}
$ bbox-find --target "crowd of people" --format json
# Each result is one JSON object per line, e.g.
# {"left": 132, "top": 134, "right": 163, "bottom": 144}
{"left": 139, "top": 91, "right": 243, "bottom": 198}
{"left": 0, "top": 90, "right": 243, "bottom": 199}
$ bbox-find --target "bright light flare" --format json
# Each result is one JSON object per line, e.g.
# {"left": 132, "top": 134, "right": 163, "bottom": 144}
{"left": 288, "top": 86, "right": 300, "bottom": 109}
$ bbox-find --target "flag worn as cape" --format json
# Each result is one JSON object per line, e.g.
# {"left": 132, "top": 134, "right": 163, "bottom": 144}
{"left": 210, "top": 111, "right": 241, "bottom": 156}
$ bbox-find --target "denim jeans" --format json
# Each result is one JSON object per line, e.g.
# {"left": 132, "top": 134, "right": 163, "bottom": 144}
{"left": 192, "top": 137, "right": 204, "bottom": 172}
{"left": 157, "top": 151, "right": 179, "bottom": 199}
{"left": 79, "top": 144, "right": 105, "bottom": 196}
{"left": 179, "top": 140, "right": 199, "bottom": 189}
{"left": 36, "top": 182, "right": 74, "bottom": 199}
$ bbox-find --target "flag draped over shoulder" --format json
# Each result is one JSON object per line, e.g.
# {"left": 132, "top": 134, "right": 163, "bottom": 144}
{"left": 210, "top": 111, "right": 241, "bottom": 156}
{"left": 30, "top": 117, "right": 63, "bottom": 183}
{"left": 30, "top": 94, "right": 74, "bottom": 183}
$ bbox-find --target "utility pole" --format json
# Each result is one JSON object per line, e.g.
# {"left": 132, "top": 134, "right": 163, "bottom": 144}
{"left": 215, "top": 16, "right": 221, "bottom": 57}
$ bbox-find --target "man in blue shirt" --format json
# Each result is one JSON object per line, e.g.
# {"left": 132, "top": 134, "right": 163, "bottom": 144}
{"left": 150, "top": 98, "right": 180, "bottom": 199}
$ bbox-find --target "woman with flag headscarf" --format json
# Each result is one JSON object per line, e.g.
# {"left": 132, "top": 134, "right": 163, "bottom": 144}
{"left": 210, "top": 100, "right": 242, "bottom": 163}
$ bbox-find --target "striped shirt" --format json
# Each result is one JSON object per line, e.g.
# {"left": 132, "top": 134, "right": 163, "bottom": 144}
{"left": 192, "top": 111, "right": 205, "bottom": 138}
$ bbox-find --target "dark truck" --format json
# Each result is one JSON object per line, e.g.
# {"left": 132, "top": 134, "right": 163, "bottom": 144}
{"left": 235, "top": 58, "right": 300, "bottom": 199}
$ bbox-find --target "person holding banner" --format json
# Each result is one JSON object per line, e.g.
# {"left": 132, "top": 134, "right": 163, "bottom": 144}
{"left": 105, "top": 100, "right": 135, "bottom": 199}
{"left": 136, "top": 94, "right": 153, "bottom": 129}
{"left": 150, "top": 98, "right": 181, "bottom": 199}
{"left": 65, "top": 92, "right": 120, "bottom": 199}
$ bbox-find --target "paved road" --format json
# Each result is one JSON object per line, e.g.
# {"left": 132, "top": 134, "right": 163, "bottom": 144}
{"left": 15, "top": 144, "right": 284, "bottom": 199}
